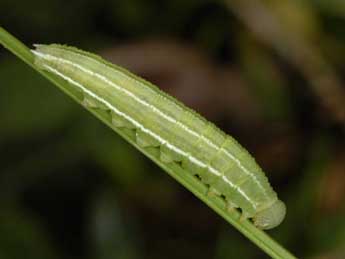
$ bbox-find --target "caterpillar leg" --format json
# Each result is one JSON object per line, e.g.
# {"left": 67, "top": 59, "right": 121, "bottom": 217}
{"left": 160, "top": 149, "right": 174, "bottom": 163}
{"left": 136, "top": 129, "right": 160, "bottom": 148}
{"left": 82, "top": 95, "right": 108, "bottom": 110}
{"left": 82, "top": 96, "right": 98, "bottom": 108}
{"left": 160, "top": 144, "right": 182, "bottom": 164}
{"left": 226, "top": 201, "right": 238, "bottom": 213}
{"left": 110, "top": 112, "right": 135, "bottom": 129}
{"left": 226, "top": 205, "right": 235, "bottom": 214}
{"left": 207, "top": 186, "right": 221, "bottom": 197}
{"left": 240, "top": 212, "right": 250, "bottom": 222}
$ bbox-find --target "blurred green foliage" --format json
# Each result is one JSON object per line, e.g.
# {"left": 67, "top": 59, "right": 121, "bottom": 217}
{"left": 1, "top": 0, "right": 345, "bottom": 258}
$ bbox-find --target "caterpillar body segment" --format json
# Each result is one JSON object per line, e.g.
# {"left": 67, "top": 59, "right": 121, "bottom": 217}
{"left": 32, "top": 44, "right": 286, "bottom": 230}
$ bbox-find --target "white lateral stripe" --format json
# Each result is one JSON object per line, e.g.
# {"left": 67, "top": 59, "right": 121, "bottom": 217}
{"left": 41, "top": 63, "right": 256, "bottom": 210}
{"left": 34, "top": 50, "right": 268, "bottom": 198}
{"left": 33, "top": 51, "right": 268, "bottom": 197}
{"left": 84, "top": 57, "right": 268, "bottom": 196}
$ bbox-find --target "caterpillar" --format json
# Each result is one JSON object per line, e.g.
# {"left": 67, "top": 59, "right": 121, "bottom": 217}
{"left": 32, "top": 44, "right": 286, "bottom": 230}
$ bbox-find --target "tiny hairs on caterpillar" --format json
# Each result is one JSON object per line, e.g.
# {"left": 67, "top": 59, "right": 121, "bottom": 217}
{"left": 32, "top": 44, "right": 286, "bottom": 230}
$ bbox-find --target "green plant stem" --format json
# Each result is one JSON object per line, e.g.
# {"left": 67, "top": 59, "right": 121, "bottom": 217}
{"left": 0, "top": 26, "right": 296, "bottom": 259}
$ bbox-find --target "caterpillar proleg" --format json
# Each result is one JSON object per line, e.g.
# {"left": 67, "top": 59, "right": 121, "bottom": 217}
{"left": 32, "top": 44, "right": 286, "bottom": 230}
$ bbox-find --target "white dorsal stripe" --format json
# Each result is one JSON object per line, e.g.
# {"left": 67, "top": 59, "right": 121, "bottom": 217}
{"left": 33, "top": 50, "right": 268, "bottom": 199}
{"left": 39, "top": 61, "right": 257, "bottom": 210}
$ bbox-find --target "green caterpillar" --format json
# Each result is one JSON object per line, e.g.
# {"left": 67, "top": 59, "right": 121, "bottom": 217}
{"left": 32, "top": 44, "right": 286, "bottom": 230}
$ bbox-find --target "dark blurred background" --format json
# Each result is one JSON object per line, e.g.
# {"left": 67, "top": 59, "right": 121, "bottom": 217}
{"left": 1, "top": 0, "right": 345, "bottom": 258}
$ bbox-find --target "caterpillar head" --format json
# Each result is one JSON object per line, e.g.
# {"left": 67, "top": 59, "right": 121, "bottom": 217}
{"left": 253, "top": 200, "right": 286, "bottom": 230}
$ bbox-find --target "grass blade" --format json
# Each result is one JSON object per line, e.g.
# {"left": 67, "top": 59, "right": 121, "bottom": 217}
{"left": 0, "top": 26, "right": 296, "bottom": 259}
